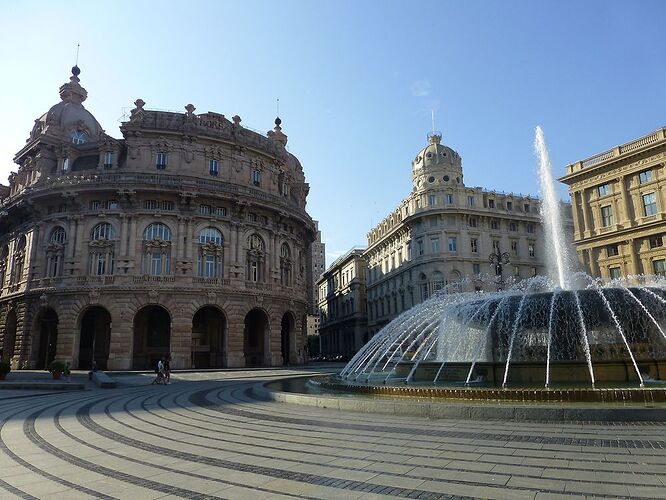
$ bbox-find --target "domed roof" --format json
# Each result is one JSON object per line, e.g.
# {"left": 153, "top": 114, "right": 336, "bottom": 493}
{"left": 412, "top": 133, "right": 461, "bottom": 170}
{"left": 30, "top": 67, "right": 103, "bottom": 142}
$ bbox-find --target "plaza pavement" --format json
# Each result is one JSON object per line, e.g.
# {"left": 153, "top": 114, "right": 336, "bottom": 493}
{"left": 0, "top": 366, "right": 665, "bottom": 499}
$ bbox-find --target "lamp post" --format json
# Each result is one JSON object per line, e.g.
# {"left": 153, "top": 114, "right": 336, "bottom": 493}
{"left": 488, "top": 249, "right": 511, "bottom": 291}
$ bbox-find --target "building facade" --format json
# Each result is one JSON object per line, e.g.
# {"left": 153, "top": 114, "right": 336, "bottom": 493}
{"left": 364, "top": 133, "right": 569, "bottom": 337}
{"left": 0, "top": 67, "right": 316, "bottom": 370}
{"left": 316, "top": 248, "right": 367, "bottom": 359}
{"left": 559, "top": 126, "right": 666, "bottom": 279}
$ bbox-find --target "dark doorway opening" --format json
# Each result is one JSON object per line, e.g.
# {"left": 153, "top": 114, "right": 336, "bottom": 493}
{"left": 192, "top": 306, "right": 226, "bottom": 368}
{"left": 133, "top": 305, "right": 171, "bottom": 370}
{"left": 244, "top": 308, "right": 268, "bottom": 367}
{"left": 78, "top": 306, "right": 112, "bottom": 370}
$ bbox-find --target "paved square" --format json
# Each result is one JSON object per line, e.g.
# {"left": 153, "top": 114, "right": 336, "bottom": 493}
{"left": 1, "top": 368, "right": 665, "bottom": 499}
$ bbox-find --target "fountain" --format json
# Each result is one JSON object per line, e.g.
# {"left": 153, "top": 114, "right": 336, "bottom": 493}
{"left": 333, "top": 127, "right": 666, "bottom": 403}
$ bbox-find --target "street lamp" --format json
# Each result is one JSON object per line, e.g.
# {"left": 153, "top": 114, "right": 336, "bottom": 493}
{"left": 488, "top": 249, "right": 511, "bottom": 291}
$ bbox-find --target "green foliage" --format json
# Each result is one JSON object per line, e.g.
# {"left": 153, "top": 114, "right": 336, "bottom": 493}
{"left": 47, "top": 360, "right": 66, "bottom": 373}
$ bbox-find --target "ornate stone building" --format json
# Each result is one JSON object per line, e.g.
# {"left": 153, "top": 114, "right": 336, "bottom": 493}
{"left": 559, "top": 126, "right": 666, "bottom": 279}
{"left": 0, "top": 67, "right": 316, "bottom": 370}
{"left": 316, "top": 248, "right": 367, "bottom": 359}
{"left": 364, "top": 133, "right": 571, "bottom": 337}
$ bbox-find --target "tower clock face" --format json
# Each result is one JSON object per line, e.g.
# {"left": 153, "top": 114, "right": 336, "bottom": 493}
{"left": 71, "top": 130, "right": 88, "bottom": 145}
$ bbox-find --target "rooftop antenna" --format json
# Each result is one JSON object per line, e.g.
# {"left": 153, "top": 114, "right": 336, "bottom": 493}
{"left": 75, "top": 42, "right": 80, "bottom": 66}
{"left": 276, "top": 98, "right": 280, "bottom": 117}
{"left": 431, "top": 109, "right": 435, "bottom": 134}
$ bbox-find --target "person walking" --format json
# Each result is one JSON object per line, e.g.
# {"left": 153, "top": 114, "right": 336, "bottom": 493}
{"left": 152, "top": 357, "right": 165, "bottom": 385}
{"left": 164, "top": 355, "right": 172, "bottom": 385}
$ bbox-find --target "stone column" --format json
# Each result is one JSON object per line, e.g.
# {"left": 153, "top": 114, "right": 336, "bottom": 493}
{"left": 73, "top": 217, "right": 85, "bottom": 275}
{"left": 120, "top": 215, "right": 128, "bottom": 255}
{"left": 128, "top": 217, "right": 137, "bottom": 258}
{"left": 177, "top": 217, "right": 185, "bottom": 259}
{"left": 628, "top": 239, "right": 641, "bottom": 275}
{"left": 580, "top": 190, "right": 591, "bottom": 238}
{"left": 618, "top": 176, "right": 632, "bottom": 227}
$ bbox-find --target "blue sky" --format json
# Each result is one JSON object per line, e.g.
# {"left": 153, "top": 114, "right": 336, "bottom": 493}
{"left": 1, "top": 1, "right": 665, "bottom": 264}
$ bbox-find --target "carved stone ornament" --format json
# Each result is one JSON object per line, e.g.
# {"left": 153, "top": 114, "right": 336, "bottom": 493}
{"left": 207, "top": 290, "right": 216, "bottom": 302}
{"left": 89, "top": 288, "right": 100, "bottom": 303}
{"left": 148, "top": 289, "right": 159, "bottom": 303}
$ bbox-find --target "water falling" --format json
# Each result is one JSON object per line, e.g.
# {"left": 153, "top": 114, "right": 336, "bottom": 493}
{"left": 535, "top": 126, "right": 571, "bottom": 289}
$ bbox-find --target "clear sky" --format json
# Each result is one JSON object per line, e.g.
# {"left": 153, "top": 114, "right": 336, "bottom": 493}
{"left": 1, "top": 1, "right": 665, "bottom": 265}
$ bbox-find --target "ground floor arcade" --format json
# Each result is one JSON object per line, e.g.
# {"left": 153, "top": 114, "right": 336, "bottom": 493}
{"left": 0, "top": 290, "right": 307, "bottom": 370}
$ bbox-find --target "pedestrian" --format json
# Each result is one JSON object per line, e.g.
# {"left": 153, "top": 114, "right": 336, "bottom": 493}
{"left": 152, "top": 357, "right": 165, "bottom": 385}
{"left": 164, "top": 355, "right": 172, "bottom": 385}
{"left": 64, "top": 362, "right": 71, "bottom": 383}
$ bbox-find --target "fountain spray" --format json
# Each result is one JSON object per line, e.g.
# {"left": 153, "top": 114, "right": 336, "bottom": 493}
{"left": 535, "top": 126, "right": 571, "bottom": 289}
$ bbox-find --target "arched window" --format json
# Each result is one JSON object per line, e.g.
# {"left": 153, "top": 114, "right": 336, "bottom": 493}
{"left": 197, "top": 227, "right": 224, "bottom": 278}
{"left": 89, "top": 223, "right": 116, "bottom": 275}
{"left": 280, "top": 242, "right": 292, "bottom": 286}
{"left": 246, "top": 234, "right": 265, "bottom": 282}
{"left": 143, "top": 223, "right": 172, "bottom": 275}
{"left": 144, "top": 223, "right": 171, "bottom": 241}
{"left": 432, "top": 270, "right": 445, "bottom": 294}
{"left": 91, "top": 223, "right": 115, "bottom": 241}
{"left": 46, "top": 226, "right": 67, "bottom": 277}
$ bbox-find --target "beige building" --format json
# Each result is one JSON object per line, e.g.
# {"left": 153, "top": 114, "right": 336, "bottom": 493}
{"left": 365, "top": 133, "right": 570, "bottom": 337}
{"left": 0, "top": 66, "right": 316, "bottom": 370}
{"left": 560, "top": 126, "right": 666, "bottom": 279}
{"left": 317, "top": 248, "right": 367, "bottom": 358}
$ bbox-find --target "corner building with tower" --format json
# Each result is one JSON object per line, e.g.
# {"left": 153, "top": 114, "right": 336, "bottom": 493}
{"left": 362, "top": 132, "right": 572, "bottom": 340}
{"left": 0, "top": 67, "right": 317, "bottom": 370}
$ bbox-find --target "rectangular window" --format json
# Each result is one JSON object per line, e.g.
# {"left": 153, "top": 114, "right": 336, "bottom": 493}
{"left": 492, "top": 240, "right": 500, "bottom": 252}
{"left": 431, "top": 237, "right": 440, "bottom": 253}
{"left": 151, "top": 252, "right": 162, "bottom": 275}
{"left": 430, "top": 217, "right": 438, "bottom": 227}
{"left": 199, "top": 204, "right": 212, "bottom": 215}
{"left": 448, "top": 237, "right": 457, "bottom": 252}
{"left": 415, "top": 198, "right": 421, "bottom": 209}
{"left": 209, "top": 159, "right": 219, "bottom": 176}
{"left": 473, "top": 263, "right": 480, "bottom": 274}
{"left": 649, "top": 235, "right": 663, "bottom": 249}
{"left": 597, "top": 184, "right": 611, "bottom": 197}
{"left": 144, "top": 200, "right": 157, "bottom": 210}
{"left": 609, "top": 267, "right": 622, "bottom": 279}
{"left": 639, "top": 170, "right": 653, "bottom": 184}
{"left": 511, "top": 241, "right": 518, "bottom": 256}
{"left": 528, "top": 243, "right": 535, "bottom": 257}
{"left": 606, "top": 244, "right": 619, "bottom": 257}
{"left": 601, "top": 205, "right": 614, "bottom": 227}
{"left": 509, "top": 222, "right": 517, "bottom": 231}
{"left": 445, "top": 194, "right": 454, "bottom": 205}
{"left": 491, "top": 220, "right": 499, "bottom": 230}
{"left": 526, "top": 223, "right": 534, "bottom": 233}
{"left": 467, "top": 195, "right": 475, "bottom": 207}
{"left": 156, "top": 152, "right": 167, "bottom": 169}
{"left": 428, "top": 194, "right": 437, "bottom": 206}
{"left": 214, "top": 207, "right": 227, "bottom": 216}
{"left": 468, "top": 218, "right": 477, "bottom": 228}
{"left": 90, "top": 200, "right": 101, "bottom": 210}
{"left": 524, "top": 203, "right": 530, "bottom": 213}
{"left": 506, "top": 201, "right": 513, "bottom": 211}
{"left": 160, "top": 201, "right": 174, "bottom": 210}
{"left": 531, "top": 267, "right": 538, "bottom": 276}
{"left": 488, "top": 199, "right": 495, "bottom": 209}
{"left": 248, "top": 212, "right": 258, "bottom": 222}
{"left": 470, "top": 238, "right": 478, "bottom": 253}
{"left": 653, "top": 259, "right": 666, "bottom": 276}
{"left": 417, "top": 239, "right": 424, "bottom": 256}
{"left": 62, "top": 158, "right": 69, "bottom": 171}
{"left": 106, "top": 200, "right": 119, "bottom": 210}
{"left": 252, "top": 170, "right": 261, "bottom": 186}
{"left": 513, "top": 266, "right": 520, "bottom": 277}
{"left": 104, "top": 152, "right": 113, "bottom": 168}
{"left": 643, "top": 192, "right": 657, "bottom": 216}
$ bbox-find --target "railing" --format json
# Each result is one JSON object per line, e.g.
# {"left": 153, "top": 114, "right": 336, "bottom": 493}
{"left": 572, "top": 127, "right": 666, "bottom": 172}
{"left": 245, "top": 282, "right": 273, "bottom": 291}
{"left": 132, "top": 275, "right": 176, "bottom": 283}
{"left": 192, "top": 277, "right": 230, "bottom": 286}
